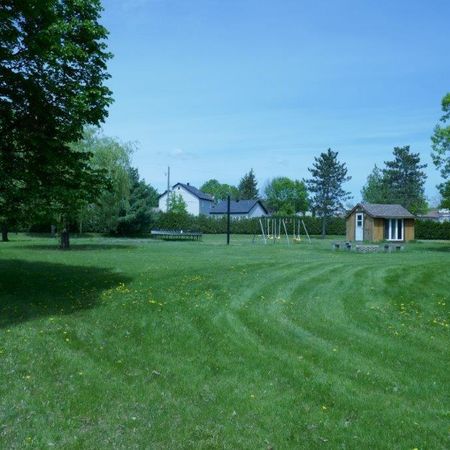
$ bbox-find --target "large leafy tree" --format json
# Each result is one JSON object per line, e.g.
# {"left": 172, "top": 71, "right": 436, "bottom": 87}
{"left": 264, "top": 177, "right": 308, "bottom": 215}
{"left": 431, "top": 93, "right": 450, "bottom": 206}
{"left": 431, "top": 93, "right": 450, "bottom": 177}
{"left": 0, "top": 0, "right": 112, "bottom": 244}
{"left": 200, "top": 179, "right": 239, "bottom": 201}
{"left": 238, "top": 169, "right": 258, "bottom": 199}
{"left": 306, "top": 149, "right": 351, "bottom": 236}
{"left": 73, "top": 128, "right": 133, "bottom": 234}
{"left": 361, "top": 165, "right": 389, "bottom": 204}
{"left": 383, "top": 146, "right": 427, "bottom": 214}
{"left": 168, "top": 193, "right": 187, "bottom": 214}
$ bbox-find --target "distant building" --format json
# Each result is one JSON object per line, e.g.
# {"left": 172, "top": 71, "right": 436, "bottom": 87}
{"left": 418, "top": 208, "right": 450, "bottom": 223}
{"left": 346, "top": 203, "right": 415, "bottom": 242}
{"left": 158, "top": 183, "right": 213, "bottom": 216}
{"left": 210, "top": 199, "right": 268, "bottom": 219}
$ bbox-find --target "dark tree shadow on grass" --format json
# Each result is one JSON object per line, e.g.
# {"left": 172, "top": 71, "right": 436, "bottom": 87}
{"left": 20, "top": 244, "right": 139, "bottom": 251}
{"left": 0, "top": 259, "right": 131, "bottom": 328}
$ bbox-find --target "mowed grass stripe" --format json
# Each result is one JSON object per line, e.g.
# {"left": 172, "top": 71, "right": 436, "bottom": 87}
{"left": 0, "top": 235, "right": 448, "bottom": 449}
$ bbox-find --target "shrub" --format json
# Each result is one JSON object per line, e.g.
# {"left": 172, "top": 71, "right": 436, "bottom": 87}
{"left": 415, "top": 220, "right": 450, "bottom": 240}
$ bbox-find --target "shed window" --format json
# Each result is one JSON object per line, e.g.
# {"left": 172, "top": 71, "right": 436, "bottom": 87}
{"left": 385, "top": 219, "right": 403, "bottom": 241}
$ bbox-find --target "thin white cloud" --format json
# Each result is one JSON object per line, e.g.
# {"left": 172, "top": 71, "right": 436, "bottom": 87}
{"left": 156, "top": 147, "right": 197, "bottom": 160}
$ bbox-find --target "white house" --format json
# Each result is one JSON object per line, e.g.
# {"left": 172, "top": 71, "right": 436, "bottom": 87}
{"left": 419, "top": 208, "right": 450, "bottom": 223}
{"left": 210, "top": 199, "right": 269, "bottom": 219}
{"left": 158, "top": 183, "right": 213, "bottom": 216}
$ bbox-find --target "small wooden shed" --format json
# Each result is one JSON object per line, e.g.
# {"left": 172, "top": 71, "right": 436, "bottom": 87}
{"left": 346, "top": 203, "right": 415, "bottom": 242}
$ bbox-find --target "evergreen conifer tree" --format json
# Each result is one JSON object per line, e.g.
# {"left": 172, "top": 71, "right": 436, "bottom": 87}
{"left": 306, "top": 149, "right": 351, "bottom": 236}
{"left": 238, "top": 169, "right": 258, "bottom": 199}
{"left": 383, "top": 146, "right": 427, "bottom": 214}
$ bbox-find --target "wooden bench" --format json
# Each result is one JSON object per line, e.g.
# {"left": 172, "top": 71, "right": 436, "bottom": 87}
{"left": 150, "top": 230, "right": 203, "bottom": 241}
{"left": 355, "top": 244, "right": 379, "bottom": 253}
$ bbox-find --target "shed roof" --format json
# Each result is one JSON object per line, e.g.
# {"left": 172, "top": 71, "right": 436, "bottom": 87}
{"left": 210, "top": 199, "right": 268, "bottom": 215}
{"left": 158, "top": 183, "right": 213, "bottom": 201}
{"left": 347, "top": 203, "right": 415, "bottom": 219}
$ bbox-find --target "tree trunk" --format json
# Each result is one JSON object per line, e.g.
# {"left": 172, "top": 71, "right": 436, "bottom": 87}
{"left": 60, "top": 228, "right": 70, "bottom": 249}
{"left": 1, "top": 223, "right": 8, "bottom": 242}
{"left": 321, "top": 216, "right": 327, "bottom": 238}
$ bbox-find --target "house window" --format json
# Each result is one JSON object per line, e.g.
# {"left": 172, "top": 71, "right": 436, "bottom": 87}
{"left": 384, "top": 219, "right": 403, "bottom": 241}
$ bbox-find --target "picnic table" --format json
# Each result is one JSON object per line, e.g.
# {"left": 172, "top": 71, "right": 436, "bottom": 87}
{"left": 150, "top": 230, "right": 203, "bottom": 241}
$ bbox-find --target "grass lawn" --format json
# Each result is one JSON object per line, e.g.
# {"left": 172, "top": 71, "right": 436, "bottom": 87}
{"left": 0, "top": 234, "right": 449, "bottom": 449}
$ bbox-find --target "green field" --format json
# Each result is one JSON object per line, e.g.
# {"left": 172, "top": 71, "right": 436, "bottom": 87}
{"left": 0, "top": 235, "right": 448, "bottom": 449}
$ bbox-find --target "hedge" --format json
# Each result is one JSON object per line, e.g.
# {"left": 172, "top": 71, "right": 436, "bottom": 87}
{"left": 151, "top": 213, "right": 346, "bottom": 236}
{"left": 415, "top": 220, "right": 450, "bottom": 240}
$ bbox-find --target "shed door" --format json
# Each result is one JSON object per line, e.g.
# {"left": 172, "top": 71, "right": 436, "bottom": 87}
{"left": 355, "top": 213, "right": 364, "bottom": 241}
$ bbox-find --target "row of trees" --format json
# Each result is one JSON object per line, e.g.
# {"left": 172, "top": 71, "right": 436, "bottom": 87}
{"left": 198, "top": 150, "right": 350, "bottom": 236}
{"left": 199, "top": 145, "right": 430, "bottom": 236}
{"left": 199, "top": 168, "right": 259, "bottom": 201}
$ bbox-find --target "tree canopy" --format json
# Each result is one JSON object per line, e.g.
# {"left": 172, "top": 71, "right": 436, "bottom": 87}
{"left": 264, "top": 177, "right": 308, "bottom": 215}
{"left": 72, "top": 128, "right": 133, "bottom": 234}
{"left": 361, "top": 165, "right": 389, "bottom": 204}
{"left": 431, "top": 93, "right": 450, "bottom": 179}
{"left": 431, "top": 93, "right": 450, "bottom": 207}
{"left": 383, "top": 146, "right": 427, "bottom": 214}
{"left": 361, "top": 148, "right": 428, "bottom": 214}
{"left": 306, "top": 149, "right": 351, "bottom": 236}
{"left": 200, "top": 179, "right": 239, "bottom": 201}
{"left": 238, "top": 169, "right": 258, "bottom": 199}
{"left": 0, "top": 0, "right": 112, "bottom": 243}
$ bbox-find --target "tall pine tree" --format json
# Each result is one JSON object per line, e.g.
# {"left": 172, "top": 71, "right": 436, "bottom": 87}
{"left": 306, "top": 149, "right": 351, "bottom": 236}
{"left": 383, "top": 146, "right": 427, "bottom": 214}
{"left": 238, "top": 169, "right": 258, "bottom": 199}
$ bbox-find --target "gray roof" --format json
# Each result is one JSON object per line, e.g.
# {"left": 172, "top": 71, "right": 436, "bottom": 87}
{"left": 348, "top": 203, "right": 415, "bottom": 218}
{"left": 210, "top": 199, "right": 268, "bottom": 214}
{"left": 158, "top": 183, "right": 213, "bottom": 201}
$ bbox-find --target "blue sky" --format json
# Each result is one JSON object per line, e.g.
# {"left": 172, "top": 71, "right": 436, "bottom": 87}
{"left": 101, "top": 0, "right": 450, "bottom": 204}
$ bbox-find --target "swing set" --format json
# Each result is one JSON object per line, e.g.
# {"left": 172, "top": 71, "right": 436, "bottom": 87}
{"left": 254, "top": 217, "right": 311, "bottom": 245}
